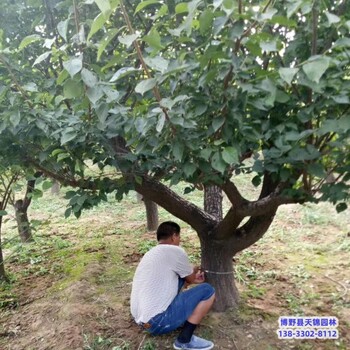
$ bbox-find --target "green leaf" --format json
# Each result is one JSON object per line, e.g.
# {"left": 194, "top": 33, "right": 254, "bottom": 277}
{"left": 57, "top": 19, "right": 69, "bottom": 42}
{"left": 213, "top": 15, "right": 228, "bottom": 36}
{"left": 268, "top": 15, "right": 297, "bottom": 28}
{"left": 110, "top": 67, "right": 138, "bottom": 82}
{"left": 302, "top": 57, "right": 330, "bottom": 83}
{"left": 279, "top": 67, "right": 299, "bottom": 85}
{"left": 42, "top": 180, "right": 53, "bottom": 191}
{"left": 173, "top": 142, "right": 184, "bottom": 161}
{"left": 64, "top": 208, "right": 72, "bottom": 218}
{"left": 57, "top": 69, "right": 69, "bottom": 85}
{"left": 307, "top": 163, "right": 326, "bottom": 178}
{"left": 222, "top": 146, "right": 239, "bottom": 165}
{"left": 252, "top": 175, "right": 261, "bottom": 187}
{"left": 10, "top": 110, "right": 20, "bottom": 127}
{"left": 97, "top": 28, "right": 119, "bottom": 61}
{"left": 260, "top": 39, "right": 278, "bottom": 52}
{"left": 118, "top": 33, "right": 139, "bottom": 48}
{"left": 156, "top": 113, "right": 166, "bottom": 132}
{"left": 63, "top": 56, "right": 83, "bottom": 78}
{"left": 144, "top": 56, "right": 169, "bottom": 73}
{"left": 95, "top": 0, "right": 111, "bottom": 17}
{"left": 200, "top": 148, "right": 212, "bottom": 161}
{"left": 325, "top": 11, "right": 340, "bottom": 25}
{"left": 61, "top": 127, "right": 78, "bottom": 145}
{"left": 135, "top": 0, "right": 161, "bottom": 14}
{"left": 81, "top": 68, "right": 98, "bottom": 87}
{"left": 199, "top": 9, "right": 214, "bottom": 35}
{"left": 175, "top": 3, "right": 188, "bottom": 14}
{"left": 212, "top": 117, "right": 225, "bottom": 132}
{"left": 57, "top": 152, "right": 70, "bottom": 162}
{"left": 23, "top": 82, "right": 38, "bottom": 92}
{"left": 86, "top": 86, "right": 104, "bottom": 104}
{"left": 183, "top": 163, "right": 196, "bottom": 177}
{"left": 63, "top": 79, "right": 84, "bottom": 98}
{"left": 286, "top": 0, "right": 302, "bottom": 18}
{"left": 211, "top": 152, "right": 226, "bottom": 173}
{"left": 336, "top": 202, "right": 347, "bottom": 213}
{"left": 135, "top": 78, "right": 156, "bottom": 95}
{"left": 19, "top": 34, "right": 42, "bottom": 50}
{"left": 143, "top": 28, "right": 164, "bottom": 51}
{"left": 88, "top": 13, "right": 106, "bottom": 41}
{"left": 33, "top": 51, "right": 51, "bottom": 66}
{"left": 0, "top": 210, "right": 8, "bottom": 216}
{"left": 258, "top": 8, "right": 278, "bottom": 21}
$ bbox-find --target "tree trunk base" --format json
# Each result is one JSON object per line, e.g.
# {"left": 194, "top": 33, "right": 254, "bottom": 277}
{"left": 200, "top": 237, "right": 239, "bottom": 312}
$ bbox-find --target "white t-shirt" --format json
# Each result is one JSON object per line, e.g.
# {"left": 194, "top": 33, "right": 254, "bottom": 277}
{"left": 130, "top": 244, "right": 193, "bottom": 324}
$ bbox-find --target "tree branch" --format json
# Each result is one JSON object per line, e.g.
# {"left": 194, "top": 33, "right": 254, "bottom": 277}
{"left": 119, "top": 0, "right": 176, "bottom": 134}
{"left": 134, "top": 176, "right": 217, "bottom": 234}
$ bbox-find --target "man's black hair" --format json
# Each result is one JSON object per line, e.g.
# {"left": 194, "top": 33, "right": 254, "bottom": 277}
{"left": 156, "top": 221, "right": 180, "bottom": 241}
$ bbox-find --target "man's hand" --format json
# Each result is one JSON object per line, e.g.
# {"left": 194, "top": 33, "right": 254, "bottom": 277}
{"left": 185, "top": 266, "right": 205, "bottom": 285}
{"left": 193, "top": 269, "right": 205, "bottom": 284}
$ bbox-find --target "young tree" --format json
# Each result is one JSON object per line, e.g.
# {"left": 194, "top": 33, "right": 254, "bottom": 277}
{"left": 0, "top": 171, "right": 19, "bottom": 281}
{"left": 0, "top": 0, "right": 349, "bottom": 309}
{"left": 12, "top": 176, "right": 40, "bottom": 243}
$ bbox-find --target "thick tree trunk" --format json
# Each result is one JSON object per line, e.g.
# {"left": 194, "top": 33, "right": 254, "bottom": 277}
{"left": 202, "top": 185, "right": 238, "bottom": 311}
{"left": 144, "top": 197, "right": 158, "bottom": 231}
{"left": 200, "top": 236, "right": 239, "bottom": 311}
{"left": 14, "top": 200, "right": 33, "bottom": 243}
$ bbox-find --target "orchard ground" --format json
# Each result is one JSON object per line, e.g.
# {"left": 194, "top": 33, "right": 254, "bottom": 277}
{"left": 0, "top": 183, "right": 349, "bottom": 350}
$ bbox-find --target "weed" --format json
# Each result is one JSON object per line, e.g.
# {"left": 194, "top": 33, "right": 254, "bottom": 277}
{"left": 141, "top": 340, "right": 157, "bottom": 350}
{"left": 52, "top": 236, "right": 72, "bottom": 249}
{"left": 0, "top": 291, "right": 18, "bottom": 309}
{"left": 245, "top": 284, "right": 266, "bottom": 299}
{"left": 284, "top": 293, "right": 303, "bottom": 314}
{"left": 83, "top": 334, "right": 131, "bottom": 350}
{"left": 137, "top": 240, "right": 157, "bottom": 255}
{"left": 289, "top": 265, "right": 310, "bottom": 282}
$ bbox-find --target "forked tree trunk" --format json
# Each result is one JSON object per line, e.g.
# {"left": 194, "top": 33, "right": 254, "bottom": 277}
{"left": 14, "top": 199, "right": 33, "bottom": 243}
{"left": 202, "top": 185, "right": 238, "bottom": 311}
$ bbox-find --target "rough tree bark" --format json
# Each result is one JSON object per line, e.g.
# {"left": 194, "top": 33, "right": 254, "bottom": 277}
{"left": 202, "top": 185, "right": 239, "bottom": 310}
{"left": 143, "top": 197, "right": 158, "bottom": 231}
{"left": 14, "top": 178, "right": 36, "bottom": 243}
{"left": 136, "top": 193, "right": 159, "bottom": 231}
{"left": 204, "top": 185, "right": 223, "bottom": 221}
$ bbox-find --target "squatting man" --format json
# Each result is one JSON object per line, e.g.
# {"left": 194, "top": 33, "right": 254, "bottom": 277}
{"left": 130, "top": 221, "right": 216, "bottom": 350}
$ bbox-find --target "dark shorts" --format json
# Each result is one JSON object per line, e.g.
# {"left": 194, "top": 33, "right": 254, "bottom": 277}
{"left": 144, "top": 282, "right": 215, "bottom": 335}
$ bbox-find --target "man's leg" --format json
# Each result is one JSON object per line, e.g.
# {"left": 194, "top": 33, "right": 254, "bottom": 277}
{"left": 175, "top": 284, "right": 215, "bottom": 349}
{"left": 147, "top": 283, "right": 215, "bottom": 340}
{"left": 187, "top": 293, "right": 215, "bottom": 324}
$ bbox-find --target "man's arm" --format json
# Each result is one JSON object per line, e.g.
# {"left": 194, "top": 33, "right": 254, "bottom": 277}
{"left": 184, "top": 267, "right": 205, "bottom": 284}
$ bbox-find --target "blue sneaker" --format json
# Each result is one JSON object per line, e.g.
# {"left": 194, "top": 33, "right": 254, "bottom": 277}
{"left": 173, "top": 335, "right": 214, "bottom": 349}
